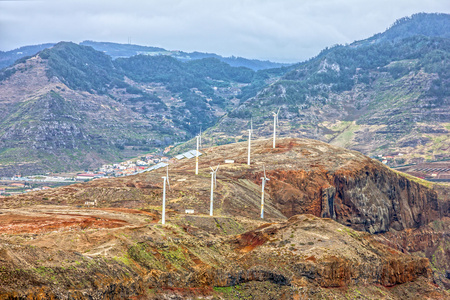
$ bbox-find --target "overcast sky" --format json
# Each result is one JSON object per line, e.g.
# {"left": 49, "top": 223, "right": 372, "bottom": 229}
{"left": 1, "top": 0, "right": 449, "bottom": 62}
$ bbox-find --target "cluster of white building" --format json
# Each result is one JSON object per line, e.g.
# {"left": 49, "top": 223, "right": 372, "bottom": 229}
{"left": 96, "top": 154, "right": 170, "bottom": 177}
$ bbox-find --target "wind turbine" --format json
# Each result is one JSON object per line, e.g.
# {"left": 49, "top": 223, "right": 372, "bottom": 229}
{"left": 260, "top": 166, "right": 269, "bottom": 219}
{"left": 209, "top": 164, "right": 220, "bottom": 216}
{"left": 161, "top": 166, "right": 170, "bottom": 224}
{"left": 199, "top": 127, "right": 202, "bottom": 149}
{"left": 195, "top": 134, "right": 200, "bottom": 175}
{"left": 272, "top": 107, "right": 280, "bottom": 148}
{"left": 247, "top": 118, "right": 253, "bottom": 166}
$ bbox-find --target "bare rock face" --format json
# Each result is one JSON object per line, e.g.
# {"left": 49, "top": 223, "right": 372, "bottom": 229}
{"left": 238, "top": 138, "right": 441, "bottom": 234}
{"left": 228, "top": 215, "right": 431, "bottom": 288}
{"left": 375, "top": 217, "right": 450, "bottom": 290}
{"left": 331, "top": 164, "right": 440, "bottom": 233}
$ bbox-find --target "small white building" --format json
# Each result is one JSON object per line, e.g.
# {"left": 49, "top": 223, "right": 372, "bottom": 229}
{"left": 76, "top": 174, "right": 96, "bottom": 181}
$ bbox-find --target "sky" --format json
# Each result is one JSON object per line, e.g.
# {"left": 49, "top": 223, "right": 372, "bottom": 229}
{"left": 1, "top": 0, "right": 449, "bottom": 63}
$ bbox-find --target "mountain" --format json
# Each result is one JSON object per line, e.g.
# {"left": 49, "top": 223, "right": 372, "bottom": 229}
{"left": 0, "top": 42, "right": 288, "bottom": 176}
{"left": 200, "top": 13, "right": 450, "bottom": 165}
{"left": 364, "top": 12, "right": 450, "bottom": 44}
{"left": 0, "top": 41, "right": 288, "bottom": 72}
{"left": 1, "top": 138, "right": 448, "bottom": 298}
{"left": 1, "top": 13, "right": 449, "bottom": 176}
{"left": 80, "top": 40, "right": 290, "bottom": 70}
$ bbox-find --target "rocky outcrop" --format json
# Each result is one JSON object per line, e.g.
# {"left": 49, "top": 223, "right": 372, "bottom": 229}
{"left": 4, "top": 138, "right": 442, "bottom": 236}
{"left": 332, "top": 164, "right": 441, "bottom": 233}
{"left": 229, "top": 215, "right": 431, "bottom": 288}
{"left": 249, "top": 139, "right": 442, "bottom": 234}
{"left": 375, "top": 217, "right": 450, "bottom": 289}
{"left": 1, "top": 212, "right": 443, "bottom": 299}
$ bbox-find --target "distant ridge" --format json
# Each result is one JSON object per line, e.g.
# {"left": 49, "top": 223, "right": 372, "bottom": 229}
{"left": 0, "top": 43, "right": 55, "bottom": 69}
{"left": 81, "top": 40, "right": 290, "bottom": 71}
{"left": 0, "top": 41, "right": 289, "bottom": 71}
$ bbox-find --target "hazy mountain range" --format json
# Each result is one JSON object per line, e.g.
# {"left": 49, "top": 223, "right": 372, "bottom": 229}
{"left": 0, "top": 41, "right": 289, "bottom": 71}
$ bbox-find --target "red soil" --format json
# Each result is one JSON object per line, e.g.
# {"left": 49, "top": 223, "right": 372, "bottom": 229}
{"left": 0, "top": 213, "right": 128, "bottom": 234}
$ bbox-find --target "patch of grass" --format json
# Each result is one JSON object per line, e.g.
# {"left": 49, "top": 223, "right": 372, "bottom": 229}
{"left": 392, "top": 169, "right": 433, "bottom": 189}
{"left": 213, "top": 285, "right": 242, "bottom": 299}
{"left": 161, "top": 247, "right": 188, "bottom": 270}
{"left": 329, "top": 121, "right": 360, "bottom": 148}
{"left": 341, "top": 226, "right": 359, "bottom": 239}
{"left": 113, "top": 254, "right": 133, "bottom": 267}
{"left": 213, "top": 286, "right": 234, "bottom": 294}
{"left": 128, "top": 242, "right": 164, "bottom": 270}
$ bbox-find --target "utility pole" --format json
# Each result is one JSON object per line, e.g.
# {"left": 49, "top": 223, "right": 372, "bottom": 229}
{"left": 248, "top": 118, "right": 252, "bottom": 165}
{"left": 272, "top": 107, "right": 280, "bottom": 148}
{"left": 209, "top": 165, "right": 219, "bottom": 216}
{"left": 161, "top": 166, "right": 170, "bottom": 224}
{"left": 195, "top": 135, "right": 200, "bottom": 175}
{"left": 161, "top": 176, "right": 167, "bottom": 224}
{"left": 260, "top": 166, "right": 269, "bottom": 219}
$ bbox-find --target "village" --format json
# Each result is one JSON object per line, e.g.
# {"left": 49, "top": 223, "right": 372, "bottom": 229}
{"left": 2, "top": 144, "right": 450, "bottom": 197}
{"left": 0, "top": 152, "right": 172, "bottom": 197}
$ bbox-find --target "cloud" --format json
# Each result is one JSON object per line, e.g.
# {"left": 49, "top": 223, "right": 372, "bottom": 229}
{"left": 1, "top": 0, "right": 449, "bottom": 62}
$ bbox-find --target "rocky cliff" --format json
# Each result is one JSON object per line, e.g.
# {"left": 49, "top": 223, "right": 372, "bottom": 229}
{"left": 260, "top": 158, "right": 441, "bottom": 233}
{"left": 1, "top": 138, "right": 447, "bottom": 298}
{"left": 4, "top": 138, "right": 442, "bottom": 234}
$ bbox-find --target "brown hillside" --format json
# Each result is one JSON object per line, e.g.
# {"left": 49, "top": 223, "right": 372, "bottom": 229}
{"left": 0, "top": 138, "right": 448, "bottom": 298}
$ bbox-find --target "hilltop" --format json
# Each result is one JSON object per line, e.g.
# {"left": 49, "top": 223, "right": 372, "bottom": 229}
{"left": 1, "top": 138, "right": 449, "bottom": 298}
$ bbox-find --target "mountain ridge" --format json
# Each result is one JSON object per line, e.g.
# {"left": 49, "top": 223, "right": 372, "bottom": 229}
{"left": 0, "top": 13, "right": 449, "bottom": 176}
{"left": 0, "top": 40, "right": 289, "bottom": 71}
{"left": 0, "top": 41, "right": 288, "bottom": 176}
{"left": 197, "top": 13, "right": 450, "bottom": 166}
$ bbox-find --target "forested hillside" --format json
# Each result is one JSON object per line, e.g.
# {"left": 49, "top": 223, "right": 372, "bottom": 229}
{"left": 201, "top": 13, "right": 450, "bottom": 165}
{"left": 0, "top": 42, "right": 287, "bottom": 175}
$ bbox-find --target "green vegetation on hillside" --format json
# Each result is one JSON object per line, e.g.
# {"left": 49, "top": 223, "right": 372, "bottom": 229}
{"left": 39, "top": 42, "right": 122, "bottom": 94}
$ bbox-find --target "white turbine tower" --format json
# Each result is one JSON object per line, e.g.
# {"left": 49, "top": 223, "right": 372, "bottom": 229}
{"left": 161, "top": 166, "right": 170, "bottom": 224}
{"left": 260, "top": 166, "right": 270, "bottom": 219}
{"left": 195, "top": 134, "right": 200, "bottom": 175}
{"left": 272, "top": 107, "right": 280, "bottom": 148}
{"left": 247, "top": 118, "right": 253, "bottom": 166}
{"left": 209, "top": 164, "right": 220, "bottom": 216}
